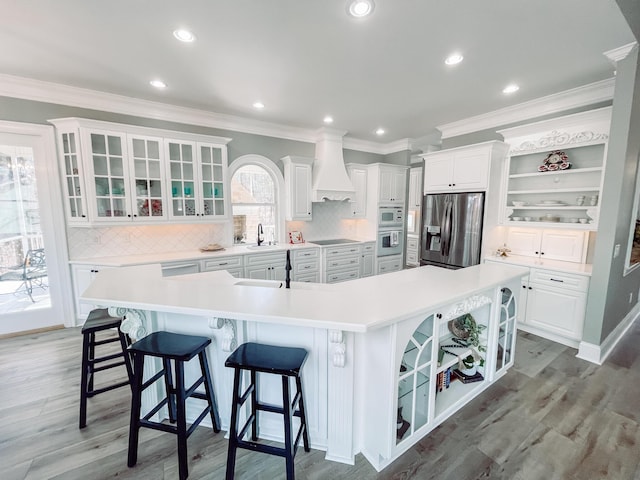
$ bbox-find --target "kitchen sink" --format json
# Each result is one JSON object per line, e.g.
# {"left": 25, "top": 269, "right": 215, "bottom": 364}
{"left": 245, "top": 244, "right": 280, "bottom": 250}
{"left": 234, "top": 279, "right": 321, "bottom": 290}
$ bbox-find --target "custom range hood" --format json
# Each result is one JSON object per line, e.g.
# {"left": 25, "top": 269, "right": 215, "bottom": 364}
{"left": 312, "top": 128, "right": 355, "bottom": 202}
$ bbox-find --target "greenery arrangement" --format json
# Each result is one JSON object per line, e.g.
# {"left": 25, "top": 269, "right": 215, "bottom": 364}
{"left": 450, "top": 313, "right": 487, "bottom": 353}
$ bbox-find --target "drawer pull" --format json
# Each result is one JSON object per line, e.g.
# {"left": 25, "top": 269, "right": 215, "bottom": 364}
{"left": 549, "top": 278, "right": 564, "bottom": 283}
{"left": 219, "top": 262, "right": 228, "bottom": 266}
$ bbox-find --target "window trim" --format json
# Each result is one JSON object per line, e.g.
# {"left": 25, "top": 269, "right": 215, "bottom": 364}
{"left": 229, "top": 154, "right": 285, "bottom": 244}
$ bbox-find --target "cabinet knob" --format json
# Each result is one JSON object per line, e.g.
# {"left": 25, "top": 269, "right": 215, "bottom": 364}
{"left": 540, "top": 252, "right": 545, "bottom": 255}
{"left": 127, "top": 214, "right": 131, "bottom": 217}
{"left": 528, "top": 286, "right": 533, "bottom": 290}
{"left": 436, "top": 313, "right": 442, "bottom": 319}
{"left": 522, "top": 285, "right": 526, "bottom": 289}
{"left": 81, "top": 214, "right": 87, "bottom": 218}
{"left": 535, "top": 251, "right": 539, "bottom": 255}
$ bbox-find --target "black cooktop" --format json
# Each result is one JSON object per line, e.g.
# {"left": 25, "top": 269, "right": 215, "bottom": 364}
{"left": 310, "top": 239, "right": 359, "bottom": 246}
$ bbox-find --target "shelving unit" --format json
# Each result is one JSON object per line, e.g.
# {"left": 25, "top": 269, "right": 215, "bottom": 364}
{"left": 498, "top": 107, "right": 611, "bottom": 230}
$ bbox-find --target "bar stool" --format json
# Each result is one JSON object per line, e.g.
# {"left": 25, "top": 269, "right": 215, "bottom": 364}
{"left": 127, "top": 331, "right": 220, "bottom": 480}
{"left": 225, "top": 342, "right": 310, "bottom": 480}
{"left": 79, "top": 308, "right": 133, "bottom": 429}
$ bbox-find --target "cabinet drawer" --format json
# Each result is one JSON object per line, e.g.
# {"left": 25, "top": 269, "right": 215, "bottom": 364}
{"left": 406, "top": 251, "right": 419, "bottom": 265}
{"left": 326, "top": 256, "right": 360, "bottom": 270}
{"left": 244, "top": 251, "right": 286, "bottom": 266}
{"left": 295, "top": 260, "right": 319, "bottom": 274}
{"left": 326, "top": 268, "right": 359, "bottom": 284}
{"left": 295, "top": 272, "right": 320, "bottom": 283}
{"left": 293, "top": 248, "right": 319, "bottom": 260}
{"left": 202, "top": 256, "right": 243, "bottom": 271}
{"left": 407, "top": 237, "right": 419, "bottom": 250}
{"left": 361, "top": 243, "right": 375, "bottom": 253}
{"left": 529, "top": 269, "right": 589, "bottom": 292}
{"left": 325, "top": 245, "right": 361, "bottom": 258}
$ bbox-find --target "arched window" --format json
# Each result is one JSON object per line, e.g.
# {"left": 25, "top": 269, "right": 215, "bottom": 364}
{"left": 229, "top": 155, "right": 285, "bottom": 245}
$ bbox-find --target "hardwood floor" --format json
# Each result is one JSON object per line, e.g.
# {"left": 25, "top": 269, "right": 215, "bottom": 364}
{"left": 2, "top": 325, "right": 640, "bottom": 480}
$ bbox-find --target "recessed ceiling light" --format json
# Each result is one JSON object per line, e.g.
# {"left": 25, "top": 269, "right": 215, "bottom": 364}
{"left": 323, "top": 116, "right": 334, "bottom": 124}
{"left": 503, "top": 84, "right": 520, "bottom": 94}
{"left": 445, "top": 53, "right": 464, "bottom": 66}
{"left": 375, "top": 128, "right": 385, "bottom": 136}
{"left": 149, "top": 79, "right": 167, "bottom": 89}
{"left": 173, "top": 29, "right": 196, "bottom": 43}
{"left": 253, "top": 101, "right": 265, "bottom": 109}
{"left": 347, "top": 0, "right": 375, "bottom": 18}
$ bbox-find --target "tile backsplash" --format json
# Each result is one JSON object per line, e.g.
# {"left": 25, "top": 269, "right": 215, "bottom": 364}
{"left": 285, "top": 201, "right": 362, "bottom": 243}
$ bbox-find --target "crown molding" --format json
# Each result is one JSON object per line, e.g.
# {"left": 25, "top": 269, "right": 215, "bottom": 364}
{"left": 437, "top": 78, "right": 615, "bottom": 139}
{"left": 604, "top": 42, "right": 638, "bottom": 64}
{"left": 343, "top": 136, "right": 412, "bottom": 155}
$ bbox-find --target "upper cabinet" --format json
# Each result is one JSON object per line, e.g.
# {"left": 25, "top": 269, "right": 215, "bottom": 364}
{"left": 166, "top": 140, "right": 228, "bottom": 221}
{"left": 497, "top": 107, "right": 611, "bottom": 230}
{"left": 367, "top": 164, "right": 408, "bottom": 206}
{"left": 50, "top": 118, "right": 231, "bottom": 225}
{"left": 421, "top": 141, "right": 508, "bottom": 194}
{"left": 346, "top": 164, "right": 368, "bottom": 218}
{"left": 282, "top": 155, "right": 313, "bottom": 221}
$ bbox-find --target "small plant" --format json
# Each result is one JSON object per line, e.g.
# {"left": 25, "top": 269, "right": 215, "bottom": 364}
{"left": 462, "top": 355, "right": 475, "bottom": 369}
{"left": 450, "top": 313, "right": 487, "bottom": 352}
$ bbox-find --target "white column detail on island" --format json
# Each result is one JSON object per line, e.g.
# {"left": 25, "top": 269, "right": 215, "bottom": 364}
{"left": 326, "top": 329, "right": 355, "bottom": 464}
{"left": 208, "top": 317, "right": 237, "bottom": 352}
{"left": 108, "top": 307, "right": 148, "bottom": 340}
{"left": 442, "top": 294, "right": 493, "bottom": 320}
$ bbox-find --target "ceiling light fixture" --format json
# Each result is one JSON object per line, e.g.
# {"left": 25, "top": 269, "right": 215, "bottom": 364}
{"left": 173, "top": 29, "right": 196, "bottom": 43}
{"left": 375, "top": 127, "right": 385, "bottom": 136}
{"left": 502, "top": 84, "right": 520, "bottom": 94}
{"left": 347, "top": 0, "right": 375, "bottom": 18}
{"left": 323, "top": 115, "right": 334, "bottom": 124}
{"left": 253, "top": 101, "right": 265, "bottom": 109}
{"left": 149, "top": 79, "right": 167, "bottom": 89}
{"left": 445, "top": 53, "right": 464, "bottom": 66}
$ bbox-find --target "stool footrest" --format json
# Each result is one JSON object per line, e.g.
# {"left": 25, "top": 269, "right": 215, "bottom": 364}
{"left": 86, "top": 379, "right": 130, "bottom": 397}
{"left": 183, "top": 376, "right": 205, "bottom": 399}
{"left": 141, "top": 369, "right": 166, "bottom": 391}
{"left": 91, "top": 359, "right": 127, "bottom": 373}
{"left": 92, "top": 336, "right": 121, "bottom": 347}
{"left": 140, "top": 404, "right": 211, "bottom": 439}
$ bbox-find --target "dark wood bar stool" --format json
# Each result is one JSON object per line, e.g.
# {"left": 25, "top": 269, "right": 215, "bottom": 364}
{"left": 79, "top": 308, "right": 133, "bottom": 429}
{"left": 225, "top": 342, "right": 310, "bottom": 480}
{"left": 127, "top": 331, "right": 220, "bottom": 480}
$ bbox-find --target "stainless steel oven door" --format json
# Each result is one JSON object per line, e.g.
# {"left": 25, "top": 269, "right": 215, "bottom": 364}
{"left": 377, "top": 228, "right": 403, "bottom": 256}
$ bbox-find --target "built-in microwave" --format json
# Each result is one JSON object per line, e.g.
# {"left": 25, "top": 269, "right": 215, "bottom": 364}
{"left": 378, "top": 206, "right": 404, "bottom": 227}
{"left": 377, "top": 228, "right": 403, "bottom": 257}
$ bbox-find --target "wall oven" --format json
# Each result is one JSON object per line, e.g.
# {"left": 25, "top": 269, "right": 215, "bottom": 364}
{"left": 378, "top": 206, "right": 404, "bottom": 227}
{"left": 377, "top": 228, "right": 403, "bottom": 256}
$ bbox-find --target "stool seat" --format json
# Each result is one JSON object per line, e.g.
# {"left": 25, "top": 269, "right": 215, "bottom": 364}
{"left": 79, "top": 308, "right": 133, "bottom": 429}
{"left": 128, "top": 331, "right": 220, "bottom": 480}
{"left": 225, "top": 342, "right": 308, "bottom": 375}
{"left": 225, "top": 342, "right": 310, "bottom": 480}
{"left": 129, "top": 331, "right": 211, "bottom": 360}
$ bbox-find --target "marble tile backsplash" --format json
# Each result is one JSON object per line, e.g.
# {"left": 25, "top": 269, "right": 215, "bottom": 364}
{"left": 67, "top": 224, "right": 227, "bottom": 260}
{"left": 285, "top": 201, "right": 360, "bottom": 242}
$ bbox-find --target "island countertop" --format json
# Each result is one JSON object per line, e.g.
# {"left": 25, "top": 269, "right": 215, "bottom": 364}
{"left": 82, "top": 263, "right": 528, "bottom": 332}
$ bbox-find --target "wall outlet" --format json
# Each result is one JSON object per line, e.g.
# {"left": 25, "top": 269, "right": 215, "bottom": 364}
{"left": 630, "top": 292, "right": 633, "bottom": 304}
{"left": 614, "top": 244, "right": 621, "bottom": 258}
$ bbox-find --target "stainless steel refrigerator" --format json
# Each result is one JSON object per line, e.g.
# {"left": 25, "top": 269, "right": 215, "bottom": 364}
{"left": 420, "top": 192, "right": 485, "bottom": 269}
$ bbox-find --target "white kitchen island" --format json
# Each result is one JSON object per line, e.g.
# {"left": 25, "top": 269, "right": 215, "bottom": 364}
{"left": 82, "top": 262, "right": 526, "bottom": 472}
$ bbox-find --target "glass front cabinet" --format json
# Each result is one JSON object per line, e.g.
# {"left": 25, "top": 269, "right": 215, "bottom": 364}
{"left": 50, "top": 118, "right": 230, "bottom": 225}
{"left": 362, "top": 278, "right": 520, "bottom": 472}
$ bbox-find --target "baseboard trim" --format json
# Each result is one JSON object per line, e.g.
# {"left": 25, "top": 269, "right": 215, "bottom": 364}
{"left": 577, "top": 304, "right": 640, "bottom": 364}
{"left": 0, "top": 324, "right": 65, "bottom": 339}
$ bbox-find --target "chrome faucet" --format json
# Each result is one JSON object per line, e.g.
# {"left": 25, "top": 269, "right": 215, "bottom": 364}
{"left": 257, "top": 223, "right": 264, "bottom": 246}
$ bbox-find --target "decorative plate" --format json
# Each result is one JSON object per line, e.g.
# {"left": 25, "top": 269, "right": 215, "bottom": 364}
{"left": 538, "top": 150, "right": 570, "bottom": 172}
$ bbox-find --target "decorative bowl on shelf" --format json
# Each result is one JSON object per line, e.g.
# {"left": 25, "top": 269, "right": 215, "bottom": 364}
{"left": 542, "top": 214, "right": 560, "bottom": 222}
{"left": 511, "top": 216, "right": 522, "bottom": 221}
{"left": 512, "top": 201, "right": 527, "bottom": 207}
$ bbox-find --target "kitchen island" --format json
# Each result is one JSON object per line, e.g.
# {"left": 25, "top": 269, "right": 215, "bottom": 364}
{"left": 82, "top": 262, "right": 526, "bottom": 471}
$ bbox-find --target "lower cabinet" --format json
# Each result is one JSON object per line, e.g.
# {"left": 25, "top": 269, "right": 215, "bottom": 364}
{"left": 405, "top": 235, "right": 419, "bottom": 267}
{"left": 361, "top": 281, "right": 519, "bottom": 471}
{"left": 71, "top": 264, "right": 114, "bottom": 321}
{"left": 377, "top": 254, "right": 403, "bottom": 275}
{"left": 201, "top": 255, "right": 244, "bottom": 278}
{"left": 360, "top": 242, "right": 375, "bottom": 277}
{"left": 244, "top": 251, "right": 286, "bottom": 281}
{"left": 161, "top": 260, "right": 200, "bottom": 277}
{"left": 292, "top": 248, "right": 320, "bottom": 282}
{"left": 322, "top": 244, "right": 361, "bottom": 283}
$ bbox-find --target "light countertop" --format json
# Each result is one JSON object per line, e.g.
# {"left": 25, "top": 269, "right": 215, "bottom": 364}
{"left": 484, "top": 254, "right": 592, "bottom": 276}
{"left": 69, "top": 240, "right": 375, "bottom": 267}
{"left": 82, "top": 263, "right": 527, "bottom": 333}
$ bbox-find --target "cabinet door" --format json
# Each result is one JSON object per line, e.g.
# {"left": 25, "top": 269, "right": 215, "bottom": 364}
{"left": 525, "top": 283, "right": 586, "bottom": 340}
{"left": 244, "top": 264, "right": 270, "bottom": 280}
{"left": 128, "top": 135, "right": 167, "bottom": 220}
{"left": 58, "top": 130, "right": 89, "bottom": 224}
{"left": 392, "top": 170, "right": 407, "bottom": 203}
{"left": 348, "top": 167, "right": 367, "bottom": 217}
{"left": 198, "top": 143, "right": 227, "bottom": 218}
{"left": 408, "top": 168, "right": 423, "bottom": 209}
{"left": 496, "top": 286, "right": 518, "bottom": 376}
{"left": 506, "top": 228, "right": 543, "bottom": 257}
{"left": 424, "top": 156, "right": 453, "bottom": 192}
{"left": 451, "top": 150, "right": 489, "bottom": 191}
{"left": 85, "top": 130, "right": 130, "bottom": 222}
{"left": 378, "top": 169, "right": 394, "bottom": 203}
{"left": 289, "top": 162, "right": 313, "bottom": 220}
{"left": 361, "top": 252, "right": 375, "bottom": 277}
{"left": 165, "top": 140, "right": 199, "bottom": 219}
{"left": 540, "top": 230, "right": 586, "bottom": 262}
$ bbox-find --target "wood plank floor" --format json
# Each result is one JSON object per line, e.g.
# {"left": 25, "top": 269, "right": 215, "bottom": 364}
{"left": 2, "top": 325, "right": 640, "bottom": 480}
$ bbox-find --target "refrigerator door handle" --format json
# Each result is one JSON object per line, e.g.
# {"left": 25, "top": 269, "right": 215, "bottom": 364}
{"left": 441, "top": 201, "right": 452, "bottom": 257}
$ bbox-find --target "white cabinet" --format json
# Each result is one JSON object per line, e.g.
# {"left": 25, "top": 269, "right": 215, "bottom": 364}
{"left": 322, "top": 244, "right": 361, "bottom": 283}
{"left": 71, "top": 264, "right": 114, "bottom": 321}
{"left": 282, "top": 156, "right": 313, "bottom": 221}
{"left": 292, "top": 248, "right": 320, "bottom": 282}
{"left": 165, "top": 140, "right": 229, "bottom": 221}
{"left": 498, "top": 107, "right": 610, "bottom": 229}
{"left": 422, "top": 141, "right": 507, "bottom": 193}
{"left": 346, "top": 164, "right": 368, "bottom": 218}
{"left": 244, "top": 251, "right": 286, "bottom": 281}
{"left": 56, "top": 127, "right": 89, "bottom": 224}
{"left": 406, "top": 235, "right": 420, "bottom": 267}
{"left": 201, "top": 255, "right": 244, "bottom": 278}
{"left": 377, "top": 254, "right": 403, "bottom": 275}
{"left": 360, "top": 242, "right": 375, "bottom": 277}
{"left": 161, "top": 261, "right": 200, "bottom": 277}
{"left": 506, "top": 228, "right": 587, "bottom": 263}
{"left": 408, "top": 167, "right": 423, "bottom": 211}
{"left": 378, "top": 165, "right": 407, "bottom": 204}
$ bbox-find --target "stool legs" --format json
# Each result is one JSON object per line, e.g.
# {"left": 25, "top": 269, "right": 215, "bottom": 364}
{"left": 296, "top": 376, "right": 310, "bottom": 452}
{"left": 199, "top": 349, "right": 221, "bottom": 432}
{"left": 79, "top": 332, "right": 91, "bottom": 429}
{"left": 282, "top": 376, "right": 294, "bottom": 480}
{"left": 127, "top": 352, "right": 144, "bottom": 468}
{"left": 225, "top": 368, "right": 242, "bottom": 480}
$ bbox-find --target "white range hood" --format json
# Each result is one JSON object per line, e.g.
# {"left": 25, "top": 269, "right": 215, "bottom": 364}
{"left": 311, "top": 128, "right": 355, "bottom": 202}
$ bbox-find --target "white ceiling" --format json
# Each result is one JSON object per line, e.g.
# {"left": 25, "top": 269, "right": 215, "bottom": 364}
{"left": 0, "top": 0, "right": 635, "bottom": 143}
